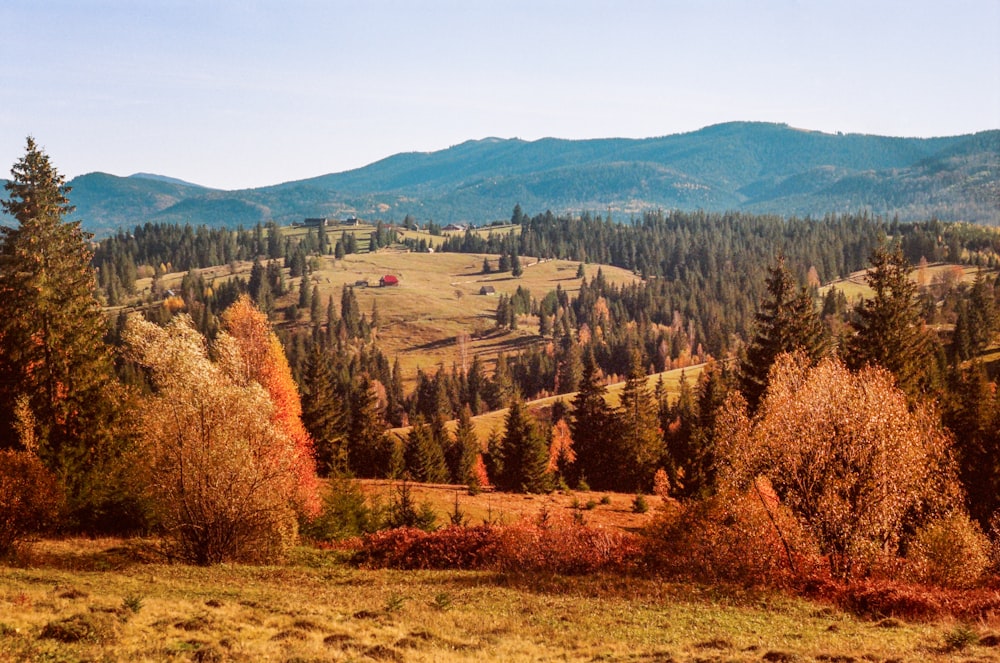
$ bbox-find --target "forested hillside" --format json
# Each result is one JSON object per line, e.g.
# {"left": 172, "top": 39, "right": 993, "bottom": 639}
{"left": 14, "top": 122, "right": 997, "bottom": 235}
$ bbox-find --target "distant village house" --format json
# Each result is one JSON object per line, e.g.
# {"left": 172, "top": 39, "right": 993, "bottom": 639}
{"left": 479, "top": 285, "right": 496, "bottom": 295}
{"left": 380, "top": 275, "right": 399, "bottom": 287}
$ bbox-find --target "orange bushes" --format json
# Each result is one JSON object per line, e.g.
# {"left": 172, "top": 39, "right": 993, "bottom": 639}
{"left": 352, "top": 521, "right": 643, "bottom": 574}
{"left": 0, "top": 450, "right": 62, "bottom": 555}
{"left": 803, "top": 578, "right": 1000, "bottom": 622}
{"left": 643, "top": 483, "right": 820, "bottom": 586}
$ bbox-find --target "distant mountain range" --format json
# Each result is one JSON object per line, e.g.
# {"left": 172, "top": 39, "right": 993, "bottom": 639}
{"left": 15, "top": 122, "right": 1000, "bottom": 236}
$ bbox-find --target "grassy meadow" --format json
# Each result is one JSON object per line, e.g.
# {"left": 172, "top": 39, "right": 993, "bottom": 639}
{"left": 130, "top": 245, "right": 641, "bottom": 390}
{"left": 2, "top": 537, "right": 993, "bottom": 662}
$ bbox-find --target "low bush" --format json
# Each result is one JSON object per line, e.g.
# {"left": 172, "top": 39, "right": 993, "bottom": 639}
{"left": 644, "top": 482, "right": 819, "bottom": 586}
{"left": 906, "top": 512, "right": 991, "bottom": 588}
{"left": 352, "top": 526, "right": 499, "bottom": 570}
{"left": 352, "top": 519, "right": 642, "bottom": 574}
{"left": 0, "top": 450, "right": 62, "bottom": 556}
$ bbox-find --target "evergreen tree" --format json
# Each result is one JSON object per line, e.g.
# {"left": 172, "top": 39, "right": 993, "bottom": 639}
{"left": 943, "top": 363, "right": 1000, "bottom": 527}
{"left": 301, "top": 344, "right": 347, "bottom": 476}
{"left": 739, "top": 257, "right": 827, "bottom": 410}
{"left": 496, "top": 398, "right": 550, "bottom": 493}
{"left": 404, "top": 417, "right": 449, "bottom": 483}
{"left": 847, "top": 244, "right": 935, "bottom": 400}
{"left": 967, "top": 271, "right": 997, "bottom": 354}
{"left": 511, "top": 251, "right": 523, "bottom": 278}
{"left": 616, "top": 352, "right": 662, "bottom": 491}
{"left": 0, "top": 137, "right": 132, "bottom": 528}
{"left": 569, "top": 356, "right": 618, "bottom": 489}
{"left": 448, "top": 404, "right": 481, "bottom": 487}
{"left": 341, "top": 285, "right": 361, "bottom": 338}
{"left": 347, "top": 375, "right": 389, "bottom": 477}
{"left": 662, "top": 370, "right": 697, "bottom": 494}
{"left": 555, "top": 336, "right": 583, "bottom": 394}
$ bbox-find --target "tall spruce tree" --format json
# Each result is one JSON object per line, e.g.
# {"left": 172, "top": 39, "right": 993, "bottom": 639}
{"left": 496, "top": 398, "right": 551, "bottom": 493}
{"left": 301, "top": 344, "right": 347, "bottom": 476}
{"left": 569, "top": 355, "right": 619, "bottom": 489}
{"left": 0, "top": 138, "right": 131, "bottom": 527}
{"left": 847, "top": 243, "right": 934, "bottom": 400}
{"left": 739, "top": 257, "right": 827, "bottom": 410}
{"left": 616, "top": 352, "right": 662, "bottom": 491}
{"left": 347, "top": 374, "right": 390, "bottom": 477}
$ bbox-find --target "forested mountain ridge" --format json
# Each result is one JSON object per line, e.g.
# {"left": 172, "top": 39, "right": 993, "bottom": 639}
{"left": 11, "top": 122, "right": 999, "bottom": 235}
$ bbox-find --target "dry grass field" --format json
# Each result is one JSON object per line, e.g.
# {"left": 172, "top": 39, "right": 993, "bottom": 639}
{"left": 129, "top": 245, "right": 641, "bottom": 389}
{"left": 358, "top": 480, "right": 662, "bottom": 532}
{"left": 2, "top": 538, "right": 993, "bottom": 662}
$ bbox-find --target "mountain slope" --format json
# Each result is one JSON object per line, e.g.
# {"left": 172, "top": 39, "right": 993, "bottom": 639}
{"left": 30, "top": 122, "right": 1000, "bottom": 234}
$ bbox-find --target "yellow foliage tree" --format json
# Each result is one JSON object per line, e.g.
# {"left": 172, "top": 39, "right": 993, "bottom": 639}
{"left": 716, "top": 352, "right": 961, "bottom": 578}
{"left": 124, "top": 314, "right": 303, "bottom": 564}
{"left": 222, "top": 296, "right": 320, "bottom": 516}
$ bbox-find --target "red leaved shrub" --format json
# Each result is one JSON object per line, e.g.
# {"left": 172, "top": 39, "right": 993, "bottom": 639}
{"left": 490, "top": 521, "right": 643, "bottom": 575}
{"left": 643, "top": 484, "right": 820, "bottom": 587}
{"left": 352, "top": 520, "right": 642, "bottom": 574}
{"left": 801, "top": 577, "right": 1000, "bottom": 622}
{"left": 353, "top": 526, "right": 500, "bottom": 570}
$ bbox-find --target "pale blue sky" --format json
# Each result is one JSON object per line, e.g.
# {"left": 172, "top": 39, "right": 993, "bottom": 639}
{"left": 2, "top": 0, "right": 998, "bottom": 190}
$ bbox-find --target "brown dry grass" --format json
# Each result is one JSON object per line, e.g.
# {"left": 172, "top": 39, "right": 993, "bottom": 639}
{"left": 2, "top": 537, "right": 991, "bottom": 662}
{"left": 359, "top": 480, "right": 660, "bottom": 532}
{"left": 300, "top": 250, "right": 640, "bottom": 387}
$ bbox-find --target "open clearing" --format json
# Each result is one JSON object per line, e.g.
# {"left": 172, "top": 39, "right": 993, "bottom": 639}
{"left": 2, "top": 538, "right": 993, "bottom": 662}
{"left": 129, "top": 247, "right": 641, "bottom": 390}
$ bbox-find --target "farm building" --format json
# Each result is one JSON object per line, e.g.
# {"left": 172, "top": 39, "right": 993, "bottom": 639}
{"left": 303, "top": 217, "right": 329, "bottom": 227}
{"left": 380, "top": 275, "right": 399, "bottom": 287}
{"left": 479, "top": 285, "right": 496, "bottom": 295}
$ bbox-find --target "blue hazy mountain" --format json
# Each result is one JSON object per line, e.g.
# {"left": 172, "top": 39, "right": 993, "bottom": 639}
{"left": 53, "top": 122, "right": 1000, "bottom": 235}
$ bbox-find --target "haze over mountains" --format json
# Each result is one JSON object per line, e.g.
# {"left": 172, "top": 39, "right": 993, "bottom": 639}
{"left": 23, "top": 122, "right": 1000, "bottom": 236}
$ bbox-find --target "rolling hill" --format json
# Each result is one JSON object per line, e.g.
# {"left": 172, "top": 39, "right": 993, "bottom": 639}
{"left": 18, "top": 122, "right": 1000, "bottom": 235}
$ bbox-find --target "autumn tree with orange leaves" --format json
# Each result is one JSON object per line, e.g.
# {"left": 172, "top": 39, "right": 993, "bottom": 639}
{"left": 222, "top": 295, "right": 320, "bottom": 517}
{"left": 124, "top": 313, "right": 312, "bottom": 564}
{"left": 715, "top": 352, "right": 961, "bottom": 578}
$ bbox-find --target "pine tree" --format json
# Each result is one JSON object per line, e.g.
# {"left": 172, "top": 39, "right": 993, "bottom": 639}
{"left": 616, "top": 352, "right": 662, "bottom": 491}
{"left": 847, "top": 243, "right": 934, "bottom": 400}
{"left": 301, "top": 344, "right": 347, "bottom": 476}
{"left": 739, "top": 257, "right": 827, "bottom": 410}
{"left": 943, "top": 363, "right": 1000, "bottom": 527}
{"left": 404, "top": 417, "right": 449, "bottom": 484}
{"left": 341, "top": 285, "right": 361, "bottom": 339}
{"left": 448, "top": 404, "right": 481, "bottom": 487}
{"left": 0, "top": 137, "right": 131, "bottom": 527}
{"left": 569, "top": 356, "right": 619, "bottom": 489}
{"left": 511, "top": 251, "right": 523, "bottom": 278}
{"left": 967, "top": 271, "right": 997, "bottom": 354}
{"left": 496, "top": 398, "right": 550, "bottom": 493}
{"left": 347, "top": 374, "right": 390, "bottom": 477}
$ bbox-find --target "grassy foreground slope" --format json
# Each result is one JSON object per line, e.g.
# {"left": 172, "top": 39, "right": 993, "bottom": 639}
{"left": 0, "top": 539, "right": 985, "bottom": 662}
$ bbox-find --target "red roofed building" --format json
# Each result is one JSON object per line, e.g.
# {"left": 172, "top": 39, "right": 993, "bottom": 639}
{"left": 380, "top": 275, "right": 399, "bottom": 287}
